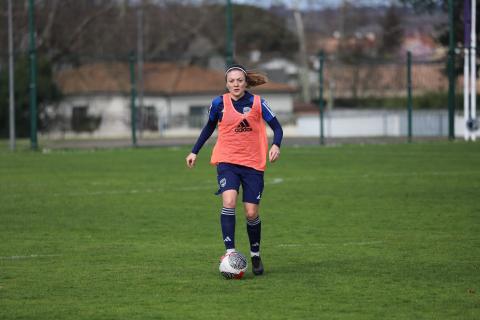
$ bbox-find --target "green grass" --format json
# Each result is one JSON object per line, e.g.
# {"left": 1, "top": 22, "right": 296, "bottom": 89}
{"left": 1, "top": 142, "right": 479, "bottom": 319}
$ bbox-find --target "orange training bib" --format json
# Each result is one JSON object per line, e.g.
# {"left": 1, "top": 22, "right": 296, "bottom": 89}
{"left": 210, "top": 94, "right": 268, "bottom": 171}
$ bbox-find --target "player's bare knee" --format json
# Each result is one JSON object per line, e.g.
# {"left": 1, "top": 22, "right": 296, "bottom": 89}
{"left": 222, "top": 190, "right": 237, "bottom": 208}
{"left": 245, "top": 209, "right": 258, "bottom": 220}
{"left": 223, "top": 199, "right": 236, "bottom": 208}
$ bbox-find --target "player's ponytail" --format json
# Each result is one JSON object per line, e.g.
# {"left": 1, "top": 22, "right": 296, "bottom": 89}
{"left": 226, "top": 64, "right": 268, "bottom": 88}
{"left": 245, "top": 70, "right": 268, "bottom": 88}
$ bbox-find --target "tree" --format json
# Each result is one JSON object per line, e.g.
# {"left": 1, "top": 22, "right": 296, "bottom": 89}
{"left": 0, "top": 57, "right": 61, "bottom": 138}
{"left": 0, "top": 1, "right": 299, "bottom": 67}
{"left": 401, "top": 0, "right": 478, "bottom": 53}
{"left": 379, "top": 5, "right": 403, "bottom": 58}
{"left": 401, "top": 0, "right": 479, "bottom": 76}
{"left": 231, "top": 5, "right": 298, "bottom": 59}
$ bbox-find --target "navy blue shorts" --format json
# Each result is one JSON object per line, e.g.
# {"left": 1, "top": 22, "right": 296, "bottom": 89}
{"left": 216, "top": 163, "right": 264, "bottom": 204}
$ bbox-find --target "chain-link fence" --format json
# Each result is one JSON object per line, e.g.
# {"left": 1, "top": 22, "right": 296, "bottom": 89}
{"left": 0, "top": 0, "right": 470, "bottom": 149}
{"left": 294, "top": 57, "right": 466, "bottom": 139}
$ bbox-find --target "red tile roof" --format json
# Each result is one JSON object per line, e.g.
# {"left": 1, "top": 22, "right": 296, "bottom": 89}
{"left": 55, "top": 62, "right": 296, "bottom": 96}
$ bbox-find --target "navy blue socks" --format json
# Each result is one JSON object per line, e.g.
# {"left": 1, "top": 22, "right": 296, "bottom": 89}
{"left": 221, "top": 207, "right": 236, "bottom": 251}
{"left": 246, "top": 216, "right": 261, "bottom": 256}
{"left": 221, "top": 208, "right": 262, "bottom": 256}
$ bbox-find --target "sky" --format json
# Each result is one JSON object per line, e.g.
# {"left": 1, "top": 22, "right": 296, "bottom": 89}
{"left": 233, "top": 0, "right": 395, "bottom": 9}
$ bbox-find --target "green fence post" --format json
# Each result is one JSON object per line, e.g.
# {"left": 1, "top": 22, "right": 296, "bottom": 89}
{"left": 129, "top": 52, "right": 137, "bottom": 147}
{"left": 407, "top": 51, "right": 413, "bottom": 143}
{"left": 28, "top": 0, "right": 38, "bottom": 150}
{"left": 318, "top": 51, "right": 325, "bottom": 145}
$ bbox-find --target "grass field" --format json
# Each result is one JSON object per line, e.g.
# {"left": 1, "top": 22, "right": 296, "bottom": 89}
{"left": 1, "top": 141, "right": 479, "bottom": 319}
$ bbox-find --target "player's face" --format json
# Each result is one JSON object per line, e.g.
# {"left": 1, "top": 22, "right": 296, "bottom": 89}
{"left": 226, "top": 70, "right": 247, "bottom": 100}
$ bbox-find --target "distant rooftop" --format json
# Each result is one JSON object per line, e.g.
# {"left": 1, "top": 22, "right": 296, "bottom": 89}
{"left": 56, "top": 63, "right": 296, "bottom": 96}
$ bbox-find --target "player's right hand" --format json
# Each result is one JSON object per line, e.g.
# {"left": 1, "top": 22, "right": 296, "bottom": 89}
{"left": 186, "top": 153, "right": 197, "bottom": 168}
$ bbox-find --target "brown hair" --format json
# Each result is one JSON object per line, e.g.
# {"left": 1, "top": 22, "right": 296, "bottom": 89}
{"left": 225, "top": 64, "right": 268, "bottom": 88}
{"left": 245, "top": 70, "right": 268, "bottom": 88}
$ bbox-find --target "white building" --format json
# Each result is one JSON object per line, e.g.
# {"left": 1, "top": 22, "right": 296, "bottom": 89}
{"left": 52, "top": 63, "right": 296, "bottom": 138}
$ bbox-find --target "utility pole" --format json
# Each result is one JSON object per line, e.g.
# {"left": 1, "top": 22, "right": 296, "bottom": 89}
{"left": 463, "top": 0, "right": 478, "bottom": 141}
{"left": 226, "top": 0, "right": 234, "bottom": 67}
{"left": 28, "top": 0, "right": 38, "bottom": 150}
{"left": 8, "top": 0, "right": 15, "bottom": 151}
{"left": 340, "top": 0, "right": 347, "bottom": 39}
{"left": 447, "top": 0, "right": 456, "bottom": 140}
{"left": 468, "top": 0, "right": 477, "bottom": 140}
{"left": 293, "top": 1, "right": 311, "bottom": 103}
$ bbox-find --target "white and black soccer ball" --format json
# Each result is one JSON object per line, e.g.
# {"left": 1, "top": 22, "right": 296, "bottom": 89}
{"left": 219, "top": 251, "right": 248, "bottom": 279}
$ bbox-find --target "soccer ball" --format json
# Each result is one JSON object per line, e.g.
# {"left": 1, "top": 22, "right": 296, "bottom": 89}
{"left": 219, "top": 251, "right": 248, "bottom": 279}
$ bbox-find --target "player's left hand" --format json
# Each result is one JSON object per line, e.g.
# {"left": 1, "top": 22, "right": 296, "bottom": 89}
{"left": 186, "top": 153, "right": 197, "bottom": 168}
{"left": 269, "top": 144, "right": 280, "bottom": 163}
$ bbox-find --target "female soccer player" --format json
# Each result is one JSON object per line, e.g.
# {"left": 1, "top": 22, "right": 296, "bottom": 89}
{"left": 185, "top": 64, "right": 283, "bottom": 276}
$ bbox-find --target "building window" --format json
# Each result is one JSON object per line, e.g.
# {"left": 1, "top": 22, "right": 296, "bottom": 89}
{"left": 189, "top": 106, "right": 207, "bottom": 128}
{"left": 137, "top": 106, "right": 158, "bottom": 131}
{"left": 71, "top": 105, "right": 101, "bottom": 132}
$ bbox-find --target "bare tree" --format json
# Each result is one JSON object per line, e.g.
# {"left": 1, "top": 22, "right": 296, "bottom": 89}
{"left": 0, "top": 1, "right": 297, "bottom": 69}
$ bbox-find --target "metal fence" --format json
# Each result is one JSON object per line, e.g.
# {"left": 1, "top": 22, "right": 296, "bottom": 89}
{"left": 297, "top": 109, "right": 451, "bottom": 138}
{"left": 0, "top": 0, "right": 467, "bottom": 149}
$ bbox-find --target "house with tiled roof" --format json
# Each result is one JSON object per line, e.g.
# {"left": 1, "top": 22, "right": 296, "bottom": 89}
{"left": 52, "top": 62, "right": 296, "bottom": 137}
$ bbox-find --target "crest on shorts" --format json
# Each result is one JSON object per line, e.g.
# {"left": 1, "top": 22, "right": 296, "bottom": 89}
{"left": 220, "top": 178, "right": 227, "bottom": 188}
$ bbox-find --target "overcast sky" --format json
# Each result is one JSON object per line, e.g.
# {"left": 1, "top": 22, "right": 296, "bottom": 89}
{"left": 233, "top": 0, "right": 395, "bottom": 9}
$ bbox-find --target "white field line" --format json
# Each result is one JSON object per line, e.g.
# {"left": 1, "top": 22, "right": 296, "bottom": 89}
{"left": 0, "top": 254, "right": 61, "bottom": 260}
{"left": 51, "top": 188, "right": 165, "bottom": 197}
{"left": 277, "top": 240, "right": 384, "bottom": 248}
{"left": 45, "top": 177, "right": 287, "bottom": 197}
{"left": 3, "top": 171, "right": 480, "bottom": 198}
{"left": 360, "top": 171, "right": 480, "bottom": 178}
{"left": 270, "top": 178, "right": 284, "bottom": 184}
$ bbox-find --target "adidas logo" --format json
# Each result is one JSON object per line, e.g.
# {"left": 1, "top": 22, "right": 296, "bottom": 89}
{"left": 234, "top": 119, "right": 253, "bottom": 133}
{"left": 224, "top": 236, "right": 232, "bottom": 242}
